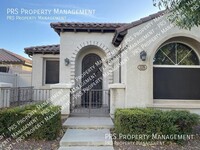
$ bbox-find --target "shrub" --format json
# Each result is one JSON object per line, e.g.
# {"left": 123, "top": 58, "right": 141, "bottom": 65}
{"left": 114, "top": 108, "right": 200, "bottom": 142}
{"left": 0, "top": 103, "right": 61, "bottom": 140}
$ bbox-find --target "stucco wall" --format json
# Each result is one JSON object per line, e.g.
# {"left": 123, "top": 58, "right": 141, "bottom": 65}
{"left": 32, "top": 54, "right": 59, "bottom": 89}
{"left": 0, "top": 64, "right": 32, "bottom": 74}
{"left": 122, "top": 14, "right": 200, "bottom": 113}
{"left": 30, "top": 14, "right": 200, "bottom": 115}
{"left": 22, "top": 65, "right": 32, "bottom": 72}
{"left": 60, "top": 32, "right": 120, "bottom": 86}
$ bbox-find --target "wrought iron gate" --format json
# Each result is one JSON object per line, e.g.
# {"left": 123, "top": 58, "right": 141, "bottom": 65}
{"left": 70, "top": 89, "right": 110, "bottom": 117}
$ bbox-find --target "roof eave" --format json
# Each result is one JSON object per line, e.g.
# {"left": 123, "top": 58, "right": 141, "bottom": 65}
{"left": 112, "top": 10, "right": 166, "bottom": 47}
{"left": 0, "top": 61, "right": 24, "bottom": 65}
{"left": 112, "top": 29, "right": 128, "bottom": 47}
{"left": 51, "top": 27, "right": 117, "bottom": 34}
{"left": 24, "top": 51, "right": 60, "bottom": 56}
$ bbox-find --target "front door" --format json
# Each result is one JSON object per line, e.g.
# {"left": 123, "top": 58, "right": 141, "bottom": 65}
{"left": 81, "top": 53, "right": 102, "bottom": 108}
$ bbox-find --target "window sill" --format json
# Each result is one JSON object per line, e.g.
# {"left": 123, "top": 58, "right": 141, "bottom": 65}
{"left": 147, "top": 100, "right": 200, "bottom": 109}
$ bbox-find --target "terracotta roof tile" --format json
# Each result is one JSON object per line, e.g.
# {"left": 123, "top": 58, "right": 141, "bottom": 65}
{"left": 25, "top": 11, "right": 167, "bottom": 56}
{"left": 50, "top": 22, "right": 127, "bottom": 34}
{"left": 24, "top": 44, "right": 60, "bottom": 55}
{"left": 50, "top": 11, "right": 166, "bottom": 47}
{"left": 0, "top": 49, "right": 32, "bottom": 65}
{"left": 113, "top": 10, "right": 166, "bottom": 46}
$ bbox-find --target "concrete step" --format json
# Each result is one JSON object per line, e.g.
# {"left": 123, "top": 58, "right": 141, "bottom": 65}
{"left": 60, "top": 129, "right": 113, "bottom": 147}
{"left": 63, "top": 117, "right": 114, "bottom": 129}
{"left": 58, "top": 146, "right": 114, "bottom": 150}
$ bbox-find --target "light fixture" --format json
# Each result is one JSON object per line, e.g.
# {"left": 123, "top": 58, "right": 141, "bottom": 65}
{"left": 140, "top": 50, "right": 147, "bottom": 61}
{"left": 64, "top": 58, "right": 70, "bottom": 66}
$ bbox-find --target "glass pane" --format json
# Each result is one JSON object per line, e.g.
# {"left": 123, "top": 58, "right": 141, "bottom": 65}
{"left": 154, "top": 43, "right": 175, "bottom": 65}
{"left": 154, "top": 50, "right": 174, "bottom": 65}
{"left": 46, "top": 60, "right": 59, "bottom": 84}
{"left": 161, "top": 43, "right": 176, "bottom": 64}
{"left": 177, "top": 44, "right": 190, "bottom": 64}
{"left": 154, "top": 42, "right": 199, "bottom": 65}
{"left": 179, "top": 50, "right": 199, "bottom": 65}
{"left": 177, "top": 44, "right": 199, "bottom": 65}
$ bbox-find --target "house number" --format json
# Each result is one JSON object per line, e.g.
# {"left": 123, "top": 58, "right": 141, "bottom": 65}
{"left": 137, "top": 65, "right": 147, "bottom": 71}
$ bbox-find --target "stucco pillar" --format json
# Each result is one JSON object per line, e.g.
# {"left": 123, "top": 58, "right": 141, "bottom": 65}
{"left": 50, "top": 83, "right": 72, "bottom": 115}
{"left": 0, "top": 82, "right": 12, "bottom": 108}
{"left": 109, "top": 83, "right": 126, "bottom": 117}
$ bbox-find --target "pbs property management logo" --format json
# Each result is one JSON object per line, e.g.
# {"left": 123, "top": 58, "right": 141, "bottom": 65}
{"left": 6, "top": 7, "right": 96, "bottom": 21}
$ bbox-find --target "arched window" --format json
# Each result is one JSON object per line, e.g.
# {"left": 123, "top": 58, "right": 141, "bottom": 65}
{"left": 153, "top": 42, "right": 200, "bottom": 100}
{"left": 154, "top": 43, "right": 199, "bottom": 65}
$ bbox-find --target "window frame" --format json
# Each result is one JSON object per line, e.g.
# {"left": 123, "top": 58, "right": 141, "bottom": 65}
{"left": 153, "top": 41, "right": 200, "bottom": 66}
{"left": 0, "top": 66, "right": 10, "bottom": 73}
{"left": 43, "top": 58, "right": 59, "bottom": 85}
{"left": 153, "top": 41, "right": 200, "bottom": 100}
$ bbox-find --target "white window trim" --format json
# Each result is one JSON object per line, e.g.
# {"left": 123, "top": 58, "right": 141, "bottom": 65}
{"left": 153, "top": 41, "right": 200, "bottom": 101}
{"left": 153, "top": 65, "right": 200, "bottom": 68}
{"left": 151, "top": 100, "right": 200, "bottom": 109}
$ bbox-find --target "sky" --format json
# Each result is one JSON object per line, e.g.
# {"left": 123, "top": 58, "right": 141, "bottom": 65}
{"left": 0, "top": 0, "right": 160, "bottom": 58}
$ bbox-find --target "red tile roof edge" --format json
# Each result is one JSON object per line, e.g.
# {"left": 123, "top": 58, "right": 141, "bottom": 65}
{"left": 0, "top": 49, "right": 32, "bottom": 65}
{"left": 24, "top": 44, "right": 60, "bottom": 56}
{"left": 113, "top": 10, "right": 166, "bottom": 46}
{"left": 24, "top": 10, "right": 167, "bottom": 56}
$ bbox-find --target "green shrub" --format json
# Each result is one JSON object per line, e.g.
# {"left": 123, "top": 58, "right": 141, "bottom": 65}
{"left": 0, "top": 103, "right": 61, "bottom": 140}
{"left": 114, "top": 108, "right": 200, "bottom": 142}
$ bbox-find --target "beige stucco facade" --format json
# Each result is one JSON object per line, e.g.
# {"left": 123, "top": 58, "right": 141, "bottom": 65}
{"left": 30, "top": 14, "right": 200, "bottom": 115}
{"left": 0, "top": 64, "right": 32, "bottom": 74}
{"left": 31, "top": 54, "right": 59, "bottom": 89}
{"left": 120, "top": 16, "right": 200, "bottom": 115}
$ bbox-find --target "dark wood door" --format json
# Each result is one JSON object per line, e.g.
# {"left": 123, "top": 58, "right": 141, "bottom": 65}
{"left": 81, "top": 53, "right": 102, "bottom": 107}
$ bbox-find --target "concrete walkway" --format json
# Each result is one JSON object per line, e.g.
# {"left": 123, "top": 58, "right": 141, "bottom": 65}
{"left": 63, "top": 117, "right": 114, "bottom": 129}
{"left": 58, "top": 117, "right": 114, "bottom": 150}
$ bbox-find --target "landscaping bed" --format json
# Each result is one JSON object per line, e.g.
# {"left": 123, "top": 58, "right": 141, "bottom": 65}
{"left": 113, "top": 108, "right": 200, "bottom": 150}
{"left": 0, "top": 103, "right": 63, "bottom": 150}
{"left": 0, "top": 138, "right": 60, "bottom": 150}
{"left": 1, "top": 107, "right": 200, "bottom": 150}
{"left": 114, "top": 136, "right": 200, "bottom": 150}
{"left": 1, "top": 125, "right": 199, "bottom": 150}
{"left": 114, "top": 128, "right": 200, "bottom": 150}
{"left": 114, "top": 125, "right": 200, "bottom": 150}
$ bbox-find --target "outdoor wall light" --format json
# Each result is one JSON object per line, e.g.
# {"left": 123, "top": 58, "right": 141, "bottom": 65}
{"left": 140, "top": 50, "right": 147, "bottom": 61}
{"left": 65, "top": 58, "right": 70, "bottom": 66}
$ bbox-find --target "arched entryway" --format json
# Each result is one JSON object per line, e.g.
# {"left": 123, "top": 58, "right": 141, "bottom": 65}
{"left": 81, "top": 53, "right": 103, "bottom": 107}
{"left": 70, "top": 46, "right": 110, "bottom": 116}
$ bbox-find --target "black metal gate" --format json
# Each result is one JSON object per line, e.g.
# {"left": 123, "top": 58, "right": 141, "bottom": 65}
{"left": 70, "top": 89, "right": 110, "bottom": 117}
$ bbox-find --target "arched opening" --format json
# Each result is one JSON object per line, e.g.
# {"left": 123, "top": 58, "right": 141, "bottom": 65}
{"left": 71, "top": 46, "right": 110, "bottom": 116}
{"left": 154, "top": 42, "right": 199, "bottom": 65}
{"left": 153, "top": 42, "right": 200, "bottom": 100}
{"left": 81, "top": 53, "right": 103, "bottom": 107}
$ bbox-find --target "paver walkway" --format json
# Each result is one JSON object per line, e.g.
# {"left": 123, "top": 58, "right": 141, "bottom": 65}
{"left": 58, "top": 117, "right": 114, "bottom": 150}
